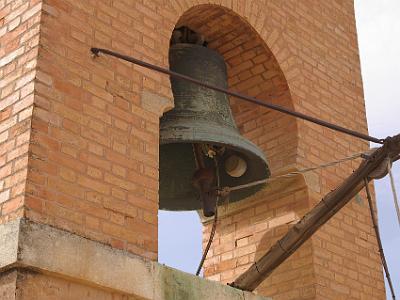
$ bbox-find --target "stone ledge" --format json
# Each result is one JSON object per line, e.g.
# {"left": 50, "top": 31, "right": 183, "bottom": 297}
{"left": 0, "top": 219, "right": 19, "bottom": 270}
{"left": 0, "top": 219, "right": 270, "bottom": 300}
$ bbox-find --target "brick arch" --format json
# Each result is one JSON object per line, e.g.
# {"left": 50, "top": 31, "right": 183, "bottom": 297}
{"left": 164, "top": 1, "right": 299, "bottom": 80}
{"left": 169, "top": 4, "right": 299, "bottom": 173}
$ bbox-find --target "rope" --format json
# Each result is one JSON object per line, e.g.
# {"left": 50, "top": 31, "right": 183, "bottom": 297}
{"left": 364, "top": 178, "right": 396, "bottom": 300}
{"left": 220, "top": 151, "right": 365, "bottom": 193}
{"left": 196, "top": 157, "right": 220, "bottom": 276}
{"left": 389, "top": 169, "right": 400, "bottom": 227}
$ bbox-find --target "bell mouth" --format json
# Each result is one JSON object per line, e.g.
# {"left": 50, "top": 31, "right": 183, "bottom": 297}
{"left": 159, "top": 119, "right": 270, "bottom": 211}
{"left": 159, "top": 143, "right": 269, "bottom": 211}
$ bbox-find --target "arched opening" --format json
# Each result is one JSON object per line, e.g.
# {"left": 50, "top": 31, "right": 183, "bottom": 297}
{"left": 158, "top": 4, "right": 299, "bottom": 280}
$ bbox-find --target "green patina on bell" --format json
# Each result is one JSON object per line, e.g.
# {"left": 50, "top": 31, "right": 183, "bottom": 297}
{"left": 159, "top": 43, "right": 270, "bottom": 212}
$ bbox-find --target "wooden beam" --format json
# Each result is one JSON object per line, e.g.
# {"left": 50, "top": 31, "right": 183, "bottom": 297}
{"left": 231, "top": 134, "right": 400, "bottom": 292}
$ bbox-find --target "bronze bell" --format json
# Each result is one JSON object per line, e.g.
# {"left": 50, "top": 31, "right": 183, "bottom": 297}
{"left": 159, "top": 43, "right": 270, "bottom": 216}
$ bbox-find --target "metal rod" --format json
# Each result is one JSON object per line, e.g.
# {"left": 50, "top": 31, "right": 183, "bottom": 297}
{"left": 364, "top": 178, "right": 396, "bottom": 300}
{"left": 90, "top": 47, "right": 384, "bottom": 145}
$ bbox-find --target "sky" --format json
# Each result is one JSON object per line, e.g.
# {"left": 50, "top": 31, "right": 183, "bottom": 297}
{"left": 355, "top": 0, "right": 400, "bottom": 297}
{"left": 159, "top": 1, "right": 400, "bottom": 298}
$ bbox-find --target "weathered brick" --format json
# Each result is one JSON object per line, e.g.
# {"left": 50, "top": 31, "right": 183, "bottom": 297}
{"left": 0, "top": 189, "right": 10, "bottom": 204}
{"left": 0, "top": 46, "right": 24, "bottom": 68}
{"left": 21, "top": 2, "right": 41, "bottom": 22}
{"left": 77, "top": 175, "right": 110, "bottom": 195}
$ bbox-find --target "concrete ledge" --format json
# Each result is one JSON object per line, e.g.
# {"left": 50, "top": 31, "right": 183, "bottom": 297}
{"left": 0, "top": 219, "right": 19, "bottom": 270}
{"left": 0, "top": 219, "right": 270, "bottom": 300}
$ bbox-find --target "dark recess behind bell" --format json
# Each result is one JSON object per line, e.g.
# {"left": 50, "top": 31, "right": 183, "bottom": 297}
{"left": 170, "top": 26, "right": 208, "bottom": 46}
{"left": 159, "top": 27, "right": 270, "bottom": 214}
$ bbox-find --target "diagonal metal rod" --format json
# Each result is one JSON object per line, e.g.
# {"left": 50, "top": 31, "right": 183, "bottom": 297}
{"left": 90, "top": 47, "right": 384, "bottom": 145}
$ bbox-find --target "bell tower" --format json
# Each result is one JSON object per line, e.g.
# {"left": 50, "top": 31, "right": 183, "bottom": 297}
{"left": 0, "top": 1, "right": 386, "bottom": 299}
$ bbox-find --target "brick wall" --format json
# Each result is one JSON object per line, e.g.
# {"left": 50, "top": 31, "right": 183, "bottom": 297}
{"left": 0, "top": 0, "right": 41, "bottom": 224}
{"left": 22, "top": 0, "right": 176, "bottom": 260}
{"left": 16, "top": 271, "right": 140, "bottom": 300}
{"left": 202, "top": 176, "right": 313, "bottom": 298}
{"left": 0, "top": 0, "right": 385, "bottom": 299}
{"left": 0, "top": 270, "right": 141, "bottom": 300}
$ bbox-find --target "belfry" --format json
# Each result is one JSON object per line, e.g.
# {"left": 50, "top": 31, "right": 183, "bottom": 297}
{"left": 0, "top": 1, "right": 391, "bottom": 299}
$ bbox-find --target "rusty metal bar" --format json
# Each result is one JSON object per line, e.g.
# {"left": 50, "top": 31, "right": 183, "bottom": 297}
{"left": 90, "top": 47, "right": 384, "bottom": 145}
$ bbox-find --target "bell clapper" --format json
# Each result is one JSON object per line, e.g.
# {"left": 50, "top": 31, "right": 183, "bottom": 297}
{"left": 192, "top": 143, "right": 219, "bottom": 217}
{"left": 192, "top": 143, "right": 206, "bottom": 169}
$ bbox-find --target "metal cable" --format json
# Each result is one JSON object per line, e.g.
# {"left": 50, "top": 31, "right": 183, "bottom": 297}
{"left": 90, "top": 47, "right": 384, "bottom": 145}
{"left": 221, "top": 151, "right": 365, "bottom": 193}
{"left": 388, "top": 169, "right": 400, "bottom": 227}
{"left": 364, "top": 178, "right": 396, "bottom": 300}
{"left": 196, "top": 157, "right": 220, "bottom": 276}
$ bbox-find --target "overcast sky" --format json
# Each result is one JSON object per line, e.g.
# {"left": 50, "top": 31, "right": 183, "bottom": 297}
{"left": 159, "top": 1, "right": 400, "bottom": 298}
